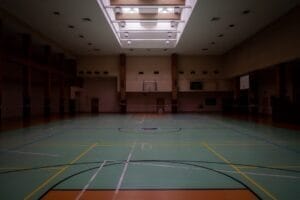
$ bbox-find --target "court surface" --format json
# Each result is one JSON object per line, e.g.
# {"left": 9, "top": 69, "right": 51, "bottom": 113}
{"left": 0, "top": 114, "right": 299, "bottom": 200}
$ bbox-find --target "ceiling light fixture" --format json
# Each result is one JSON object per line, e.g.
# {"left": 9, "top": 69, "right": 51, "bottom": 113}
{"left": 122, "top": 8, "right": 139, "bottom": 14}
{"left": 96, "top": 0, "right": 197, "bottom": 49}
{"left": 174, "top": 7, "right": 181, "bottom": 14}
{"left": 120, "top": 21, "right": 126, "bottom": 28}
{"left": 158, "top": 7, "right": 174, "bottom": 14}
{"left": 170, "top": 21, "right": 177, "bottom": 28}
{"left": 114, "top": 7, "right": 121, "bottom": 14}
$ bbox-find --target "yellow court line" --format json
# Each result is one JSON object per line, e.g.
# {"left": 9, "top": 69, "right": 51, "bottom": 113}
{"left": 24, "top": 143, "right": 97, "bottom": 200}
{"left": 209, "top": 143, "right": 269, "bottom": 146}
{"left": 202, "top": 142, "right": 277, "bottom": 200}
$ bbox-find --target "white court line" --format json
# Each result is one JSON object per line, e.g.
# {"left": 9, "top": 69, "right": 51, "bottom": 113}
{"left": 131, "top": 162, "right": 300, "bottom": 179}
{"left": 113, "top": 142, "right": 136, "bottom": 200}
{"left": 1, "top": 150, "right": 60, "bottom": 157}
{"left": 75, "top": 160, "right": 107, "bottom": 200}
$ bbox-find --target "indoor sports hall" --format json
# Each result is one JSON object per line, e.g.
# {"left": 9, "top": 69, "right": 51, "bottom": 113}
{"left": 0, "top": 0, "right": 299, "bottom": 200}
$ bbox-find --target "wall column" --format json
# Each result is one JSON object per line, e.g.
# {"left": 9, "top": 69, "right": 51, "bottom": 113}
{"left": 21, "top": 34, "right": 32, "bottom": 120}
{"left": 171, "top": 54, "right": 178, "bottom": 113}
{"left": 0, "top": 20, "right": 3, "bottom": 120}
{"left": 119, "top": 54, "right": 126, "bottom": 113}
{"left": 272, "top": 64, "right": 288, "bottom": 122}
{"left": 58, "top": 54, "right": 65, "bottom": 115}
{"left": 43, "top": 46, "right": 51, "bottom": 117}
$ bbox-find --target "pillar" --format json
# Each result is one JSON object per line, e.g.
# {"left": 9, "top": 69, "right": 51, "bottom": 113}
{"left": 120, "top": 54, "right": 126, "bottom": 113}
{"left": 21, "top": 34, "right": 32, "bottom": 120}
{"left": 171, "top": 54, "right": 178, "bottom": 113}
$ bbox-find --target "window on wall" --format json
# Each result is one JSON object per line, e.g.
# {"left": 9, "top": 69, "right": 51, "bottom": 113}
{"left": 190, "top": 81, "right": 203, "bottom": 90}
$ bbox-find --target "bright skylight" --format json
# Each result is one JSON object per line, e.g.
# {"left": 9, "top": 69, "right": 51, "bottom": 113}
{"left": 97, "top": 0, "right": 198, "bottom": 49}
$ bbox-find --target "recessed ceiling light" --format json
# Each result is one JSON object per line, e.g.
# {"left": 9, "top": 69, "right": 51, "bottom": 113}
{"left": 120, "top": 21, "right": 126, "bottom": 28}
{"left": 174, "top": 7, "right": 181, "bottom": 14}
{"left": 211, "top": 17, "right": 220, "bottom": 21}
{"left": 53, "top": 11, "right": 60, "bottom": 16}
{"left": 166, "top": 40, "right": 170, "bottom": 44}
{"left": 82, "top": 18, "right": 92, "bottom": 22}
{"left": 242, "top": 10, "right": 251, "bottom": 15}
{"left": 114, "top": 7, "right": 121, "bottom": 14}
{"left": 170, "top": 21, "right": 177, "bottom": 28}
{"left": 127, "top": 40, "right": 132, "bottom": 45}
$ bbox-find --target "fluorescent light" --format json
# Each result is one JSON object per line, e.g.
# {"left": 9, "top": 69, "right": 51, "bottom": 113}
{"left": 158, "top": 8, "right": 174, "bottom": 14}
{"left": 122, "top": 8, "right": 139, "bottom": 14}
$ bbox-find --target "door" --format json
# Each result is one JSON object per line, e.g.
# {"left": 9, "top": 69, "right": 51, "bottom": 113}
{"left": 91, "top": 98, "right": 99, "bottom": 114}
{"left": 157, "top": 98, "right": 165, "bottom": 113}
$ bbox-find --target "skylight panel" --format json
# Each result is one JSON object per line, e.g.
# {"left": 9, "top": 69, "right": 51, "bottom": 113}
{"left": 97, "top": 0, "right": 197, "bottom": 49}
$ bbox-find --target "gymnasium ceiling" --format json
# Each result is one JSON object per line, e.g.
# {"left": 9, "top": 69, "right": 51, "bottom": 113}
{"left": 0, "top": 0, "right": 299, "bottom": 56}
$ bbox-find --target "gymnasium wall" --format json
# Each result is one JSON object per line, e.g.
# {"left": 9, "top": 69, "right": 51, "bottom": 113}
{"left": 2, "top": 62, "right": 23, "bottom": 119}
{"left": 224, "top": 7, "right": 300, "bottom": 78}
{"left": 79, "top": 77, "right": 119, "bottom": 113}
{"left": 1, "top": 61, "right": 64, "bottom": 119}
{"left": 127, "top": 56, "right": 172, "bottom": 92}
{"left": 178, "top": 56, "right": 232, "bottom": 92}
{"left": 77, "top": 56, "right": 120, "bottom": 90}
{"left": 77, "top": 55, "right": 232, "bottom": 113}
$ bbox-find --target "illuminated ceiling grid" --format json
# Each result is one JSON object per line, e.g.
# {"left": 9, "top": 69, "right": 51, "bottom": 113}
{"left": 97, "top": 0, "right": 197, "bottom": 49}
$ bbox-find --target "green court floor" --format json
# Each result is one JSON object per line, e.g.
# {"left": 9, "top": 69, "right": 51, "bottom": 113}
{"left": 0, "top": 114, "right": 299, "bottom": 200}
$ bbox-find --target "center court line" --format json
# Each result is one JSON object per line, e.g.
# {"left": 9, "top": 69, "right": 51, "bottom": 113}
{"left": 75, "top": 160, "right": 107, "bottom": 200}
{"left": 24, "top": 143, "right": 97, "bottom": 200}
{"left": 202, "top": 142, "right": 278, "bottom": 200}
{"left": 113, "top": 141, "right": 136, "bottom": 200}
